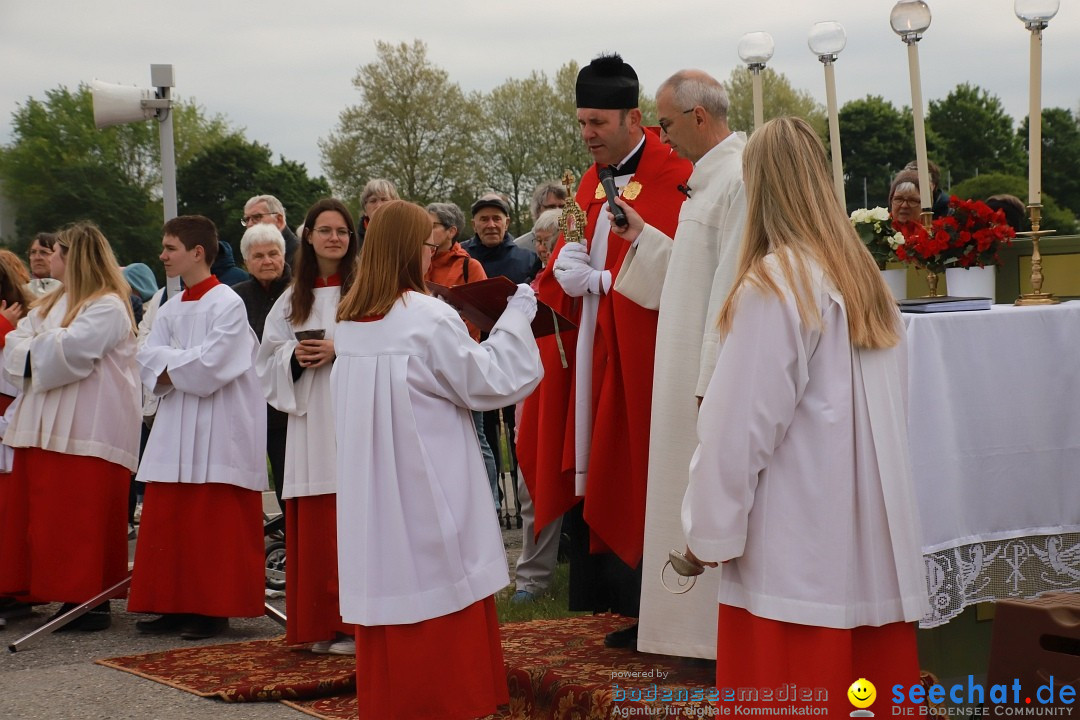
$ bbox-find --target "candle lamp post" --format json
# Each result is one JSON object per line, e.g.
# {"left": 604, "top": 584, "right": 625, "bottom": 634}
{"left": 738, "top": 32, "right": 775, "bottom": 131}
{"left": 1015, "top": 0, "right": 1060, "bottom": 305}
{"left": 890, "top": 0, "right": 938, "bottom": 295}
{"left": 809, "top": 21, "right": 847, "bottom": 210}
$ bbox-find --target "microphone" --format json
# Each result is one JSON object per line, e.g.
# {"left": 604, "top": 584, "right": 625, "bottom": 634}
{"left": 597, "top": 167, "right": 629, "bottom": 228}
{"left": 677, "top": 183, "right": 693, "bottom": 198}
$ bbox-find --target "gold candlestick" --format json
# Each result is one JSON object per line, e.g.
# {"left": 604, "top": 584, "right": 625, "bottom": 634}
{"left": 1015, "top": 203, "right": 1058, "bottom": 305}
{"left": 919, "top": 210, "right": 939, "bottom": 297}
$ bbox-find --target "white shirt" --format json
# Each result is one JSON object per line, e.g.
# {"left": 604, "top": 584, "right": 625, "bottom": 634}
{"left": 136, "top": 283, "right": 268, "bottom": 490}
{"left": 257, "top": 285, "right": 340, "bottom": 499}
{"left": 683, "top": 255, "right": 929, "bottom": 628}
{"left": 332, "top": 292, "right": 542, "bottom": 626}
{"left": 2, "top": 293, "right": 141, "bottom": 471}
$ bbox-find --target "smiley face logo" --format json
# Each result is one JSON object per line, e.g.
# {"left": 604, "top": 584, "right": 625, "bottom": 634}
{"left": 847, "top": 678, "right": 877, "bottom": 709}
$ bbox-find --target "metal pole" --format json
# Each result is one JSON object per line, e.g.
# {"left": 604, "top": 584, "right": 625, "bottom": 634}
{"left": 151, "top": 64, "right": 177, "bottom": 222}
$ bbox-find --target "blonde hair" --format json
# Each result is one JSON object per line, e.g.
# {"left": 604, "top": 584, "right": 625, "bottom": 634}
{"left": 717, "top": 117, "right": 900, "bottom": 350}
{"left": 36, "top": 222, "right": 135, "bottom": 331}
{"left": 336, "top": 200, "right": 429, "bottom": 321}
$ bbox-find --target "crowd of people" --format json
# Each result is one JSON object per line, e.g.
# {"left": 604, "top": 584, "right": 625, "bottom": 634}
{"left": 0, "top": 51, "right": 965, "bottom": 719}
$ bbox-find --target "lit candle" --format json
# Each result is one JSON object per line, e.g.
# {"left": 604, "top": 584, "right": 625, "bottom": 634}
{"left": 1029, "top": 28, "right": 1042, "bottom": 205}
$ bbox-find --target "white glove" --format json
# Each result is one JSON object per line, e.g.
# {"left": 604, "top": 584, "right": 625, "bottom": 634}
{"left": 553, "top": 243, "right": 608, "bottom": 297}
{"left": 505, "top": 283, "right": 538, "bottom": 322}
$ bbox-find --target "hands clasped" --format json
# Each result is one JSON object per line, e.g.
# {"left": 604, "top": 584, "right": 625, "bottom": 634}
{"left": 553, "top": 243, "right": 604, "bottom": 297}
{"left": 295, "top": 338, "right": 335, "bottom": 368}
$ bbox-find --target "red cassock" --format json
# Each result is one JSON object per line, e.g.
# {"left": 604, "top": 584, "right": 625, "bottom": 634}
{"left": 518, "top": 130, "right": 691, "bottom": 568}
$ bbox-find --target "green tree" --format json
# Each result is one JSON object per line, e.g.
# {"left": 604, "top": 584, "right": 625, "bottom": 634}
{"left": 178, "top": 135, "right": 331, "bottom": 254}
{"left": 949, "top": 172, "right": 1077, "bottom": 234}
{"left": 1018, "top": 107, "right": 1080, "bottom": 217}
{"left": 0, "top": 84, "right": 235, "bottom": 263}
{"left": 725, "top": 67, "right": 827, "bottom": 139}
{"left": 838, "top": 96, "right": 915, "bottom": 211}
{"left": 480, "top": 73, "right": 558, "bottom": 232}
{"left": 926, "top": 83, "right": 1024, "bottom": 185}
{"left": 550, "top": 60, "right": 591, "bottom": 181}
{"left": 478, "top": 66, "right": 595, "bottom": 234}
{"left": 0, "top": 85, "right": 160, "bottom": 262}
{"left": 319, "top": 40, "right": 476, "bottom": 208}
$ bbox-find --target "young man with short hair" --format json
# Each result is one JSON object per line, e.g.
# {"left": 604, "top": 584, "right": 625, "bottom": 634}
{"left": 128, "top": 215, "right": 268, "bottom": 640}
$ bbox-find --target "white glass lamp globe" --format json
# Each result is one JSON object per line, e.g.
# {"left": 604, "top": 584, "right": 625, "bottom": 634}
{"left": 890, "top": 0, "right": 932, "bottom": 40}
{"left": 1015, "top": 0, "right": 1059, "bottom": 26}
{"left": 808, "top": 22, "right": 847, "bottom": 58}
{"left": 738, "top": 32, "right": 775, "bottom": 65}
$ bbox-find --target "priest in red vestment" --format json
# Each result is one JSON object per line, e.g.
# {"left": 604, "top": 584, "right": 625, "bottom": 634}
{"left": 516, "top": 53, "right": 691, "bottom": 647}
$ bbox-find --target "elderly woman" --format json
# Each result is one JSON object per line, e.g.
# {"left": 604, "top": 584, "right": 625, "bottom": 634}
{"left": 357, "top": 178, "right": 400, "bottom": 250}
{"left": 232, "top": 224, "right": 291, "bottom": 513}
{"left": 888, "top": 169, "right": 923, "bottom": 228}
{"left": 530, "top": 209, "right": 562, "bottom": 268}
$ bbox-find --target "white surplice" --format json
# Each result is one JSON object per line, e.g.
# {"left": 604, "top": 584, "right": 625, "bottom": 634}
{"left": 136, "top": 284, "right": 268, "bottom": 490}
{"left": 2, "top": 294, "right": 141, "bottom": 471}
{"left": 332, "top": 291, "right": 542, "bottom": 626}
{"left": 0, "top": 348, "right": 22, "bottom": 473}
{"left": 614, "top": 133, "right": 746, "bottom": 658}
{"left": 256, "top": 286, "right": 339, "bottom": 498}
{"left": 683, "top": 256, "right": 930, "bottom": 628}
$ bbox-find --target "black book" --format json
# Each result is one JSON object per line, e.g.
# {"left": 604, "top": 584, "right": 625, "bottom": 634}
{"left": 898, "top": 296, "right": 992, "bottom": 313}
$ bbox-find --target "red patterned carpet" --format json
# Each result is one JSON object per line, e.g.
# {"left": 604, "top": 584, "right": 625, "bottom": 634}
{"left": 98, "top": 614, "right": 718, "bottom": 719}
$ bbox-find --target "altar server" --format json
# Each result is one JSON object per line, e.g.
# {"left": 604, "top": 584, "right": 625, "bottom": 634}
{"left": 681, "top": 118, "right": 929, "bottom": 713}
{"left": 0, "top": 252, "right": 31, "bottom": 608}
{"left": 129, "top": 215, "right": 267, "bottom": 640}
{"left": 1, "top": 223, "right": 140, "bottom": 630}
{"left": 257, "top": 198, "right": 358, "bottom": 654}
{"left": 332, "top": 200, "right": 542, "bottom": 720}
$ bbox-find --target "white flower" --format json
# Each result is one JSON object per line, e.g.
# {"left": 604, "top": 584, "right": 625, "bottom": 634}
{"left": 889, "top": 232, "right": 905, "bottom": 248}
{"left": 850, "top": 207, "right": 890, "bottom": 227}
{"left": 867, "top": 206, "right": 890, "bottom": 222}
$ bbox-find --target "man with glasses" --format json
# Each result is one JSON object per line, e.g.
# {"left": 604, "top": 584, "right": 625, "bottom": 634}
{"left": 608, "top": 69, "right": 747, "bottom": 660}
{"left": 242, "top": 195, "right": 300, "bottom": 269}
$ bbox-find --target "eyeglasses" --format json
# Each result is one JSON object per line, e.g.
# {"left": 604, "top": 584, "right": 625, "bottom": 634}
{"left": 313, "top": 227, "right": 352, "bottom": 240}
{"left": 424, "top": 242, "right": 439, "bottom": 253}
{"left": 892, "top": 197, "right": 921, "bottom": 208}
{"left": 658, "top": 108, "right": 695, "bottom": 134}
{"left": 240, "top": 212, "right": 280, "bottom": 227}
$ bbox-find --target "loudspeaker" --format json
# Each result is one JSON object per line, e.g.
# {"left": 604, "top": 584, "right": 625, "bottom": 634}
{"left": 91, "top": 80, "right": 156, "bottom": 129}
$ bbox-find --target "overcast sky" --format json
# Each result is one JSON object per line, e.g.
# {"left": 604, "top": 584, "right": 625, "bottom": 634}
{"left": 1, "top": 0, "right": 1077, "bottom": 179}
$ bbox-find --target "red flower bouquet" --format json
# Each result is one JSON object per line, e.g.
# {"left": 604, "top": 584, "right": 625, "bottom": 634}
{"left": 894, "top": 197, "right": 1016, "bottom": 273}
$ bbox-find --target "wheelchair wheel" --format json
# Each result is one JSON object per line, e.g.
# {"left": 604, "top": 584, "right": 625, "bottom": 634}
{"left": 265, "top": 540, "right": 286, "bottom": 591}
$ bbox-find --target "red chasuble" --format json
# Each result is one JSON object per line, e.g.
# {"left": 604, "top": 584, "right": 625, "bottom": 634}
{"left": 517, "top": 130, "right": 691, "bottom": 568}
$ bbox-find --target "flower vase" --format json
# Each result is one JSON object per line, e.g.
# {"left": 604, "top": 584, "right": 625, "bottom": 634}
{"left": 945, "top": 266, "right": 996, "bottom": 302}
{"left": 880, "top": 268, "right": 907, "bottom": 301}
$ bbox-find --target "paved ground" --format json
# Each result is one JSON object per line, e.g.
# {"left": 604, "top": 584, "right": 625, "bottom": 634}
{"left": 0, "top": 494, "right": 528, "bottom": 720}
